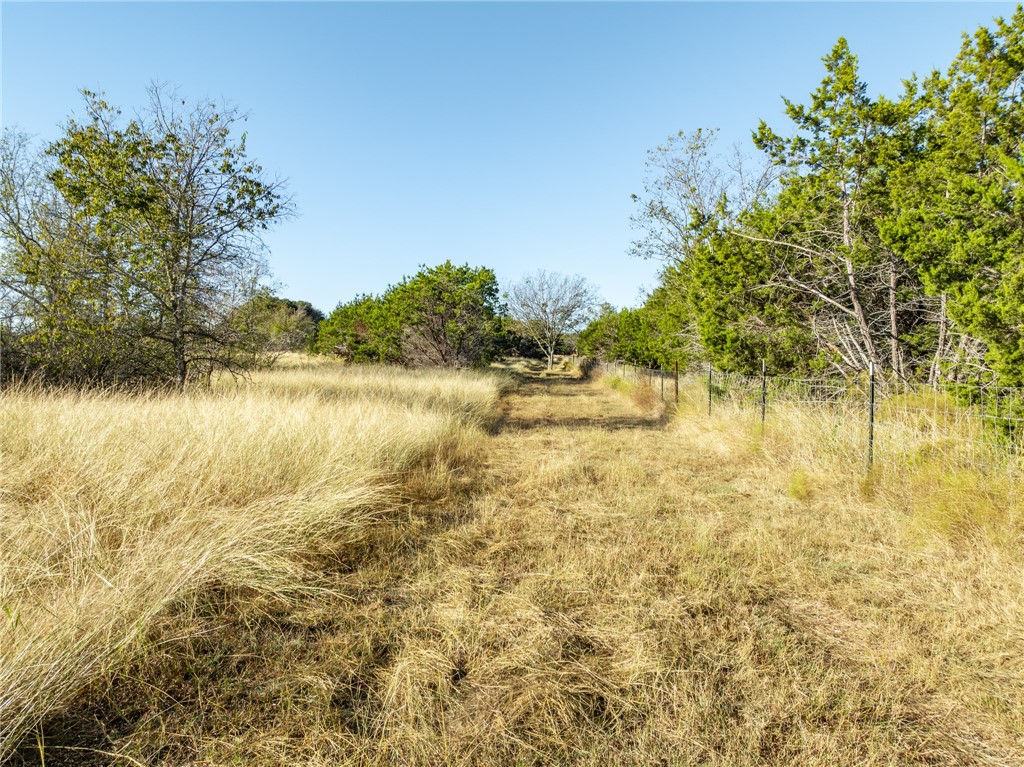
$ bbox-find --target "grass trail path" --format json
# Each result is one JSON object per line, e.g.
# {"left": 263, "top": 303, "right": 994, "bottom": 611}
{"left": 348, "top": 369, "right": 1024, "bottom": 766}
{"left": 45, "top": 369, "right": 1022, "bottom": 765}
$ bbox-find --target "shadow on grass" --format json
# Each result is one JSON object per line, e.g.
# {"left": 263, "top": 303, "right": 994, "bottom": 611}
{"left": 504, "top": 414, "right": 668, "bottom": 432}
{"left": 499, "top": 375, "right": 670, "bottom": 432}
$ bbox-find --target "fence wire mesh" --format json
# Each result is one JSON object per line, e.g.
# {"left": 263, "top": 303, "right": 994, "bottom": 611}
{"left": 597, "top": 360, "right": 1024, "bottom": 481}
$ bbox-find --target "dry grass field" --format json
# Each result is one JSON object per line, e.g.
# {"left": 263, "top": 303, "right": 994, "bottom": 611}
{"left": 3, "top": 359, "right": 1023, "bottom": 764}
{"left": 0, "top": 363, "right": 503, "bottom": 763}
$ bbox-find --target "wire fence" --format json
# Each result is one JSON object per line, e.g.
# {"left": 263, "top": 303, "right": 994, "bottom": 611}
{"left": 597, "top": 360, "right": 1024, "bottom": 479}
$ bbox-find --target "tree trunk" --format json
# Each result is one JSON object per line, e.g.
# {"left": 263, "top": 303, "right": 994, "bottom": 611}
{"left": 841, "top": 193, "right": 877, "bottom": 368}
{"left": 888, "top": 253, "right": 903, "bottom": 379}
{"left": 172, "top": 292, "right": 187, "bottom": 391}
{"left": 930, "top": 293, "right": 948, "bottom": 386}
{"left": 174, "top": 336, "right": 187, "bottom": 391}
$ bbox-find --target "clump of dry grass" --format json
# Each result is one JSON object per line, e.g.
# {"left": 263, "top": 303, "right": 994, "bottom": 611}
{"left": 599, "top": 373, "right": 664, "bottom": 415}
{"left": 0, "top": 364, "right": 501, "bottom": 759}
{"left": 661, "top": 368, "right": 1024, "bottom": 542}
{"left": 228, "top": 362, "right": 507, "bottom": 423}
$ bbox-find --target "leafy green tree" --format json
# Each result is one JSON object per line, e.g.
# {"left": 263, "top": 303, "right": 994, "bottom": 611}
{"left": 751, "top": 38, "right": 926, "bottom": 377}
{"left": 235, "top": 292, "right": 324, "bottom": 354}
{"left": 0, "top": 128, "right": 160, "bottom": 382}
{"left": 886, "top": 9, "right": 1024, "bottom": 383}
{"left": 628, "top": 127, "right": 816, "bottom": 375}
{"left": 682, "top": 231, "right": 819, "bottom": 374}
{"left": 626, "top": 12, "right": 1024, "bottom": 384}
{"left": 615, "top": 308, "right": 662, "bottom": 366}
{"left": 388, "top": 261, "right": 503, "bottom": 367}
{"left": 578, "top": 304, "right": 621, "bottom": 360}
{"left": 314, "top": 294, "right": 397, "bottom": 362}
{"left": 315, "top": 262, "right": 503, "bottom": 368}
{"left": 41, "top": 86, "right": 290, "bottom": 388}
{"left": 495, "top": 316, "right": 541, "bottom": 359}
{"left": 579, "top": 291, "right": 699, "bottom": 370}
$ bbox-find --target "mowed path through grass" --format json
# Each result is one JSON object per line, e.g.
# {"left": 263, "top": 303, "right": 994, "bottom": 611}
{"left": 32, "top": 367, "right": 1022, "bottom": 765}
{"left": 339, "top": 369, "right": 1023, "bottom": 766}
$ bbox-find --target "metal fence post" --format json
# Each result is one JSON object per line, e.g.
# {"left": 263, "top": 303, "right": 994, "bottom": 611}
{"left": 707, "top": 361, "right": 713, "bottom": 417}
{"left": 760, "top": 359, "right": 767, "bottom": 428}
{"left": 674, "top": 360, "right": 679, "bottom": 405}
{"left": 868, "top": 362, "right": 876, "bottom": 471}
{"left": 976, "top": 371, "right": 984, "bottom": 447}
{"left": 660, "top": 366, "right": 665, "bottom": 401}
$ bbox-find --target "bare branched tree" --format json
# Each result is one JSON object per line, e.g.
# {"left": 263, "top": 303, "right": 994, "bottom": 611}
{"left": 630, "top": 128, "right": 777, "bottom": 265}
{"left": 505, "top": 270, "right": 598, "bottom": 369}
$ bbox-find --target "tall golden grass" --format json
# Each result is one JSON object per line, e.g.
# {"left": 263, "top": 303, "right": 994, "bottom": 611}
{"left": 593, "top": 370, "right": 1024, "bottom": 763}
{"left": 0, "top": 362, "right": 504, "bottom": 758}
{"left": 6, "top": 360, "right": 1022, "bottom": 763}
{"left": 659, "top": 370, "right": 1024, "bottom": 540}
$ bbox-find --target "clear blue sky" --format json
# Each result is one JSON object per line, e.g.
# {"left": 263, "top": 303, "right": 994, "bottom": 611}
{"left": 2, "top": 2, "right": 1019, "bottom": 313}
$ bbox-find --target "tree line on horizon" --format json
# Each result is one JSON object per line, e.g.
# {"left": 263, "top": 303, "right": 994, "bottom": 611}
{"left": 8, "top": 8, "right": 1023, "bottom": 389}
{"left": 312, "top": 263, "right": 597, "bottom": 370}
{"left": 582, "top": 8, "right": 1024, "bottom": 387}
{"left": 0, "top": 86, "right": 595, "bottom": 387}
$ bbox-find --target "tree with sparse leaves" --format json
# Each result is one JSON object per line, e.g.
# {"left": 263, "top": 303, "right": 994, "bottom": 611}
{"left": 505, "top": 270, "right": 598, "bottom": 369}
